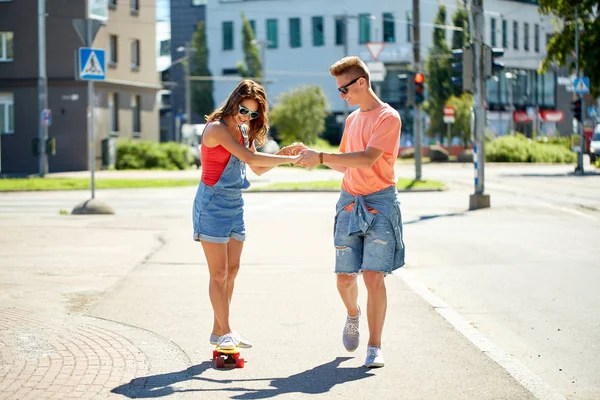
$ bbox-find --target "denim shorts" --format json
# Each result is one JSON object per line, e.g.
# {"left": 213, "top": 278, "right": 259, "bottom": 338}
{"left": 334, "top": 210, "right": 396, "bottom": 275}
{"left": 193, "top": 185, "right": 245, "bottom": 243}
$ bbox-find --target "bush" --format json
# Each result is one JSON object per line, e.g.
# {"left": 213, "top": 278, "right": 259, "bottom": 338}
{"left": 428, "top": 145, "right": 449, "bottom": 162}
{"left": 116, "top": 139, "right": 192, "bottom": 170}
{"left": 486, "top": 134, "right": 576, "bottom": 163}
{"left": 535, "top": 136, "right": 571, "bottom": 150}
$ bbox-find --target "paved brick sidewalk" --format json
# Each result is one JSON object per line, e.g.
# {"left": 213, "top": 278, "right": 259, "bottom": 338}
{"left": 0, "top": 308, "right": 189, "bottom": 399}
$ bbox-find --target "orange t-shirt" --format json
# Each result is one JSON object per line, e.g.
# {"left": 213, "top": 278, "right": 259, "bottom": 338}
{"left": 340, "top": 103, "right": 401, "bottom": 199}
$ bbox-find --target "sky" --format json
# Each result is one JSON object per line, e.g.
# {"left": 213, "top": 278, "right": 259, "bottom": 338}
{"left": 156, "top": 0, "right": 169, "bottom": 21}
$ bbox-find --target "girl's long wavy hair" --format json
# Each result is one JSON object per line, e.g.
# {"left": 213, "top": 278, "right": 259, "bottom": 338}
{"left": 205, "top": 80, "right": 269, "bottom": 147}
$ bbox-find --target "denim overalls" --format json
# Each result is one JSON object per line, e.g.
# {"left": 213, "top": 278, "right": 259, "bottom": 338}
{"left": 192, "top": 123, "right": 251, "bottom": 243}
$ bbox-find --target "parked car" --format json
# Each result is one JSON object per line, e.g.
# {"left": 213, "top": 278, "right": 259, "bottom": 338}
{"left": 589, "top": 125, "right": 600, "bottom": 162}
{"left": 181, "top": 123, "right": 205, "bottom": 168}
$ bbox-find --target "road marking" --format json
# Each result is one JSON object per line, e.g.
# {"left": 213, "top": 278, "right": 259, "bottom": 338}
{"left": 396, "top": 268, "right": 568, "bottom": 400}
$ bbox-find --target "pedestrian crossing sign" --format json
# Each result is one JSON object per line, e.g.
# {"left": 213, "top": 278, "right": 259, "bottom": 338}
{"left": 573, "top": 77, "right": 590, "bottom": 94}
{"left": 79, "top": 48, "right": 105, "bottom": 81}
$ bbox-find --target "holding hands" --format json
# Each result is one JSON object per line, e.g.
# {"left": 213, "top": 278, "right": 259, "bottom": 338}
{"left": 275, "top": 142, "right": 323, "bottom": 168}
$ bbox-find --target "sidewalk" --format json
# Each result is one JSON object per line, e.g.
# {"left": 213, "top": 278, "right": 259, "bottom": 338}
{"left": 0, "top": 199, "right": 541, "bottom": 399}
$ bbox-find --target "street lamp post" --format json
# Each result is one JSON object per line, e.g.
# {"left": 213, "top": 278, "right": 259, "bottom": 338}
{"left": 175, "top": 43, "right": 196, "bottom": 143}
{"left": 505, "top": 71, "right": 515, "bottom": 135}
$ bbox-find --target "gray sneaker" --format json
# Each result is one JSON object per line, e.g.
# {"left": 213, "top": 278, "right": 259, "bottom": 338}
{"left": 342, "top": 307, "right": 360, "bottom": 352}
{"left": 364, "top": 346, "right": 385, "bottom": 368}
{"left": 210, "top": 331, "right": 253, "bottom": 349}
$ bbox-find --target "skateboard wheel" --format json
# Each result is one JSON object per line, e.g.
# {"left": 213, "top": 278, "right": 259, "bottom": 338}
{"left": 236, "top": 358, "right": 244, "bottom": 368}
{"left": 216, "top": 357, "right": 225, "bottom": 368}
{"left": 212, "top": 350, "right": 220, "bottom": 360}
{"left": 232, "top": 352, "right": 240, "bottom": 360}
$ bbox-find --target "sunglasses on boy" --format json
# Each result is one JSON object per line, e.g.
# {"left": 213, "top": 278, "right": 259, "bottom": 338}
{"left": 337, "top": 76, "right": 366, "bottom": 95}
{"left": 238, "top": 104, "right": 260, "bottom": 120}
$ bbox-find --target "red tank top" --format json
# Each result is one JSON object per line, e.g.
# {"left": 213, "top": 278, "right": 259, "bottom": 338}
{"left": 200, "top": 122, "right": 245, "bottom": 186}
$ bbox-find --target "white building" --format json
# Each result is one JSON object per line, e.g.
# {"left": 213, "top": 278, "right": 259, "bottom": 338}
{"left": 206, "top": 0, "right": 560, "bottom": 137}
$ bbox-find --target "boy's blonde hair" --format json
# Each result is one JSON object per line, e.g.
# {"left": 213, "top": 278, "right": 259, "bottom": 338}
{"left": 329, "top": 56, "right": 370, "bottom": 84}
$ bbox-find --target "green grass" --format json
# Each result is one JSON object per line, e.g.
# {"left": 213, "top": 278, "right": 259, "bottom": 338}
{"left": 0, "top": 178, "right": 200, "bottom": 192}
{"left": 250, "top": 178, "right": 444, "bottom": 192}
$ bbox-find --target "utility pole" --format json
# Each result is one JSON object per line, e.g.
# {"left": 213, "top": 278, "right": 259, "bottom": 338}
{"left": 469, "top": 0, "right": 490, "bottom": 209}
{"left": 412, "top": 0, "right": 422, "bottom": 181}
{"left": 184, "top": 41, "right": 192, "bottom": 131}
{"left": 38, "top": 0, "right": 49, "bottom": 176}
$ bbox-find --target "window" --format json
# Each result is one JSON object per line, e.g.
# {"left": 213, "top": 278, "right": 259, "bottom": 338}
{"left": 513, "top": 21, "right": 518, "bottom": 50}
{"left": 159, "top": 39, "right": 170, "bottom": 57}
{"left": 383, "top": 13, "right": 395, "bottom": 43}
{"left": 490, "top": 18, "right": 496, "bottom": 47}
{"left": 192, "top": 0, "right": 207, "bottom": 4}
{"left": 406, "top": 12, "right": 412, "bottom": 42}
{"left": 130, "top": 0, "right": 139, "bottom": 13}
{"left": 222, "top": 21, "right": 233, "bottom": 50}
{"left": 534, "top": 24, "right": 539, "bottom": 52}
{"left": 335, "top": 18, "right": 345, "bottom": 46}
{"left": 131, "top": 39, "right": 140, "bottom": 69}
{"left": 502, "top": 20, "right": 507, "bottom": 48}
{"left": 132, "top": 95, "right": 141, "bottom": 135}
{"left": 524, "top": 23, "right": 529, "bottom": 51}
{"left": 312, "top": 16, "right": 324, "bottom": 47}
{"left": 0, "top": 93, "right": 14, "bottom": 134}
{"left": 358, "top": 14, "right": 371, "bottom": 44}
{"left": 109, "top": 35, "right": 118, "bottom": 65}
{"left": 109, "top": 0, "right": 117, "bottom": 8}
{"left": 249, "top": 20, "right": 256, "bottom": 36}
{"left": 0, "top": 32, "right": 14, "bottom": 61}
{"left": 266, "top": 19, "right": 278, "bottom": 49}
{"left": 289, "top": 18, "right": 301, "bottom": 48}
{"left": 109, "top": 93, "right": 119, "bottom": 133}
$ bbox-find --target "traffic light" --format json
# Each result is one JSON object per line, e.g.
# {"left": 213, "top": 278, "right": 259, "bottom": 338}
{"left": 451, "top": 47, "right": 473, "bottom": 93}
{"left": 398, "top": 72, "right": 415, "bottom": 107}
{"left": 484, "top": 46, "right": 504, "bottom": 79}
{"left": 414, "top": 72, "right": 425, "bottom": 105}
{"left": 571, "top": 99, "right": 582, "bottom": 122}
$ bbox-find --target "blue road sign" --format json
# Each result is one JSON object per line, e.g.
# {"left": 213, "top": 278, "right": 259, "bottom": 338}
{"left": 589, "top": 106, "right": 598, "bottom": 119}
{"left": 79, "top": 48, "right": 105, "bottom": 81}
{"left": 573, "top": 77, "right": 590, "bottom": 94}
{"left": 42, "top": 109, "right": 52, "bottom": 127}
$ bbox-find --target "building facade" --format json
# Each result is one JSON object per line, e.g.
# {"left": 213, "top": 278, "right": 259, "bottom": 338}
{"left": 0, "top": 0, "right": 161, "bottom": 174}
{"left": 205, "top": 0, "right": 566, "bottom": 141}
{"left": 169, "top": 0, "right": 206, "bottom": 129}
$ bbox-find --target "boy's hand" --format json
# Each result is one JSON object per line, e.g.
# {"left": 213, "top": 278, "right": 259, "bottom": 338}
{"left": 277, "top": 142, "right": 308, "bottom": 156}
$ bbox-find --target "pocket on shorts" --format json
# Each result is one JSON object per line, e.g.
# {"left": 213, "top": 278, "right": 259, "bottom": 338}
{"left": 197, "top": 194, "right": 215, "bottom": 214}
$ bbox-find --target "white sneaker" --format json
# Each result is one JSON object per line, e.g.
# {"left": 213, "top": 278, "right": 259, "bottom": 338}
{"left": 217, "top": 333, "right": 239, "bottom": 350}
{"left": 364, "top": 346, "right": 385, "bottom": 368}
{"left": 210, "top": 331, "right": 253, "bottom": 348}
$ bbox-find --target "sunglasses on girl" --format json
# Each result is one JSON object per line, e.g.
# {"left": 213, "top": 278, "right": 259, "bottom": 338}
{"left": 337, "top": 76, "right": 366, "bottom": 95}
{"left": 238, "top": 104, "right": 260, "bottom": 120}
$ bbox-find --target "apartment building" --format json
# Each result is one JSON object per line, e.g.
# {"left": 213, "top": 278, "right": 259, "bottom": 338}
{"left": 205, "top": 0, "right": 566, "bottom": 139}
{"left": 0, "top": 0, "right": 161, "bottom": 174}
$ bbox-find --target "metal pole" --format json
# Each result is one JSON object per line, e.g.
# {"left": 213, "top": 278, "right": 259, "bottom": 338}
{"left": 185, "top": 41, "right": 191, "bottom": 134}
{"left": 507, "top": 72, "right": 514, "bottom": 134}
{"left": 87, "top": 18, "right": 96, "bottom": 199}
{"left": 412, "top": 0, "right": 422, "bottom": 181}
{"left": 447, "top": 122, "right": 451, "bottom": 148}
{"left": 343, "top": 13, "right": 349, "bottom": 120}
{"left": 575, "top": 5, "right": 584, "bottom": 174}
{"left": 38, "top": 0, "right": 49, "bottom": 176}
{"left": 472, "top": 0, "right": 485, "bottom": 195}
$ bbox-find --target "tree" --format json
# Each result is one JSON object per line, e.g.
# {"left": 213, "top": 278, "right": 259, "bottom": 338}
{"left": 236, "top": 13, "right": 263, "bottom": 80}
{"left": 539, "top": 0, "right": 600, "bottom": 97}
{"left": 451, "top": 5, "right": 470, "bottom": 99}
{"left": 423, "top": 5, "right": 454, "bottom": 138}
{"left": 446, "top": 93, "right": 473, "bottom": 147}
{"left": 269, "top": 86, "right": 329, "bottom": 146}
{"left": 191, "top": 21, "right": 214, "bottom": 121}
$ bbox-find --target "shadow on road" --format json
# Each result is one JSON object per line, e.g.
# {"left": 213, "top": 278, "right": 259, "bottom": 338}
{"left": 111, "top": 357, "right": 374, "bottom": 399}
{"left": 404, "top": 212, "right": 465, "bottom": 225}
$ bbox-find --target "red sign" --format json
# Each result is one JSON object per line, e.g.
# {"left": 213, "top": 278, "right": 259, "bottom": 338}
{"left": 513, "top": 111, "right": 532, "bottom": 123}
{"left": 539, "top": 110, "right": 564, "bottom": 123}
{"left": 443, "top": 106, "right": 455, "bottom": 116}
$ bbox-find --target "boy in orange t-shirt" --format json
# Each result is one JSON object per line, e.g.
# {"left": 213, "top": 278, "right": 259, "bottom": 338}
{"left": 300, "top": 57, "right": 405, "bottom": 368}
